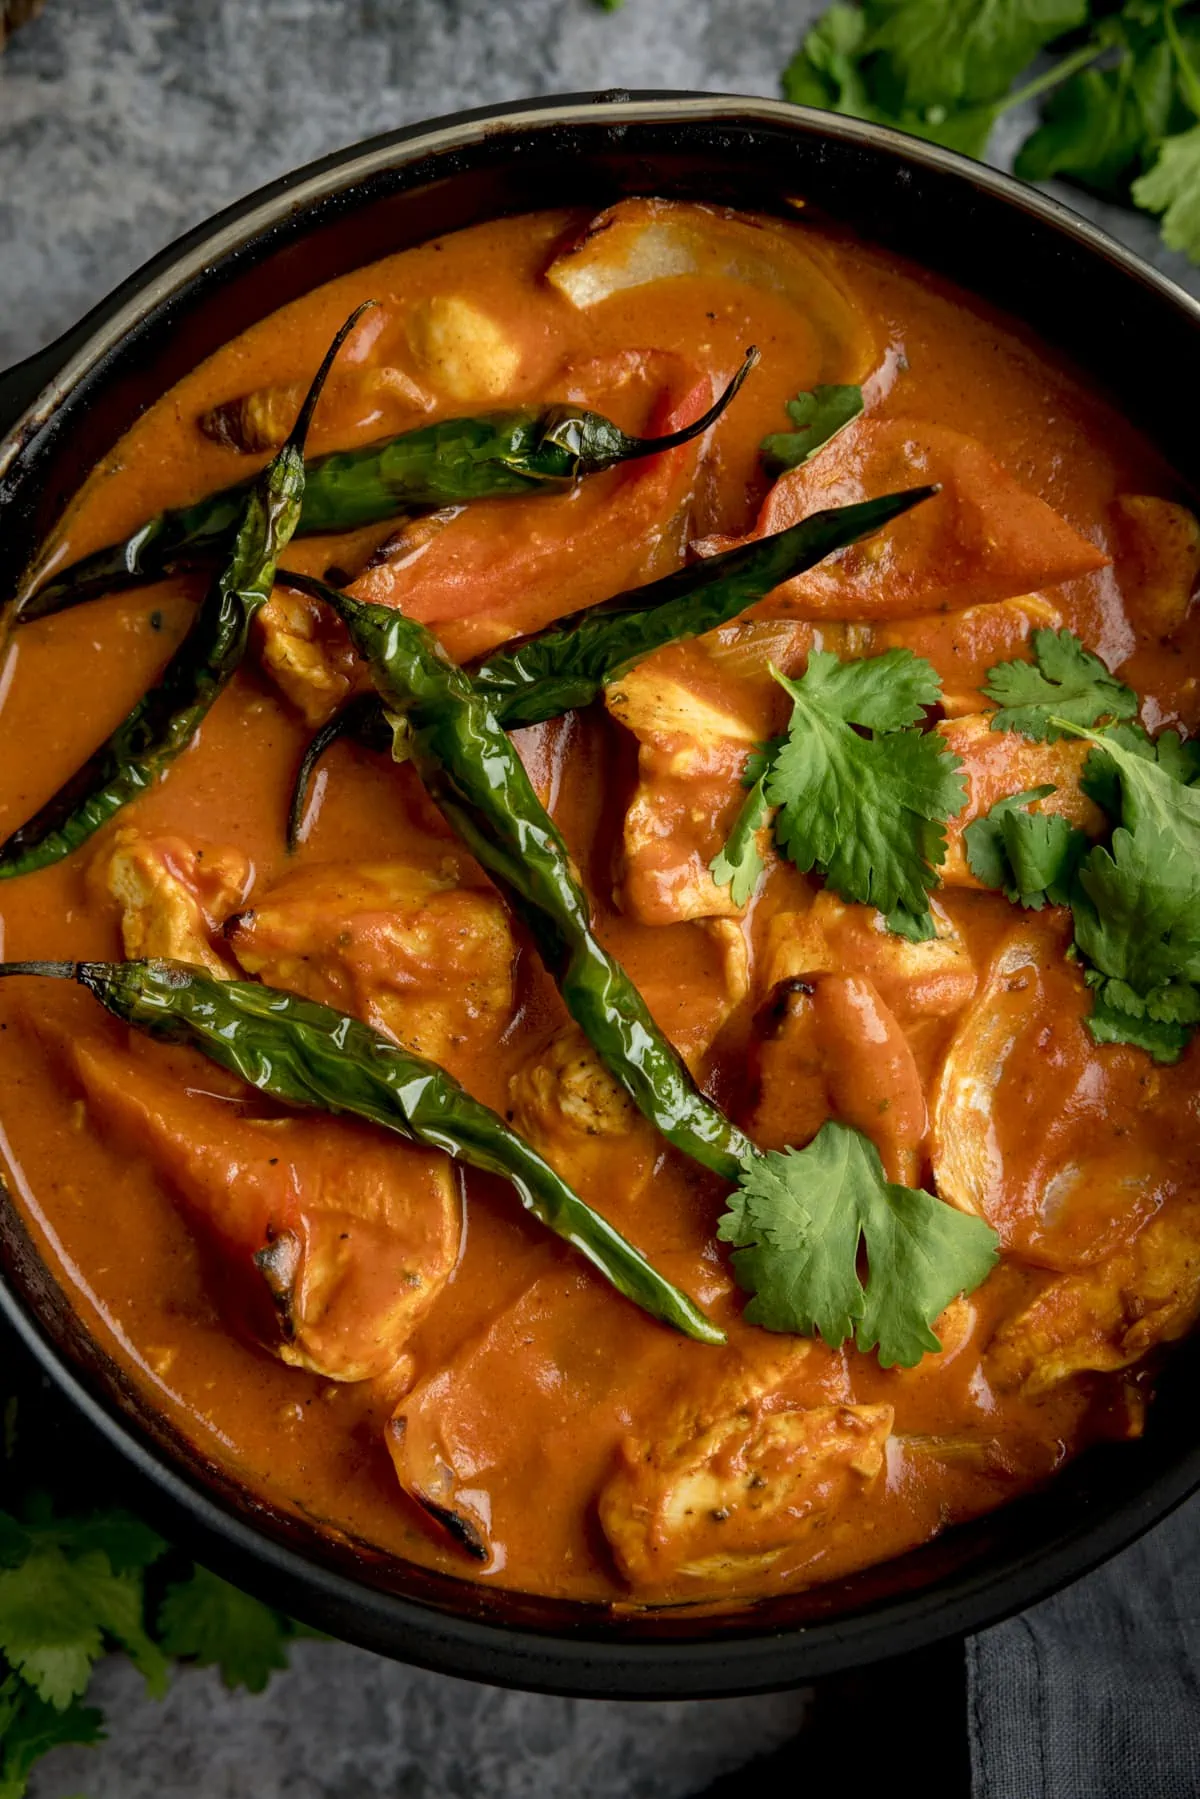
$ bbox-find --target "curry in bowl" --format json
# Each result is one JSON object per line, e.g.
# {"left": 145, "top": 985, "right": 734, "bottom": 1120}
{"left": 0, "top": 198, "right": 1197, "bottom": 1609}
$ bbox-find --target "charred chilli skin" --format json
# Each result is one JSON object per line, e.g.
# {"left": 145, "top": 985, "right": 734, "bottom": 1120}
{"left": 0, "top": 306, "right": 374, "bottom": 879}
{"left": 0, "top": 959, "right": 723, "bottom": 1346}
{"left": 313, "top": 581, "right": 758, "bottom": 1183}
{"left": 15, "top": 351, "right": 759, "bottom": 623}
{"left": 282, "top": 486, "right": 937, "bottom": 847}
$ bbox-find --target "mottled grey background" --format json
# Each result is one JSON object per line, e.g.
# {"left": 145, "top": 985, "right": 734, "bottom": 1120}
{"left": 1, "top": 2, "right": 1198, "bottom": 1796}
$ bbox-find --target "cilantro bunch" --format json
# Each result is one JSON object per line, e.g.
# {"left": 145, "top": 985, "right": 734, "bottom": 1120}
{"left": 0, "top": 1341, "right": 312, "bottom": 1797}
{"left": 783, "top": 1, "right": 1200, "bottom": 262}
{"left": 967, "top": 629, "right": 1200, "bottom": 1061}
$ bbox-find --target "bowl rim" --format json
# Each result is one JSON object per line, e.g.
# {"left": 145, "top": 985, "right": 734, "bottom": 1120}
{"left": 3, "top": 89, "right": 1200, "bottom": 1698}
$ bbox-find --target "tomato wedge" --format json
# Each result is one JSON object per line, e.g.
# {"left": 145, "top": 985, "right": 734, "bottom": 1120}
{"left": 698, "top": 418, "right": 1110, "bottom": 620}
{"left": 353, "top": 349, "right": 716, "bottom": 660}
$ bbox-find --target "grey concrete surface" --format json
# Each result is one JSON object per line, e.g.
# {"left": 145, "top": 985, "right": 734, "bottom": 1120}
{"left": 1, "top": 3, "right": 1197, "bottom": 1796}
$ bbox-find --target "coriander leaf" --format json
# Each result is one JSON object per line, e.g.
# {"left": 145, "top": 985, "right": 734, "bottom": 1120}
{"left": 964, "top": 784, "right": 1055, "bottom": 890}
{"left": 885, "top": 904, "right": 937, "bottom": 941}
{"left": 913, "top": 103, "right": 1000, "bottom": 158}
{"left": 1075, "top": 825, "right": 1200, "bottom": 998}
{"left": 0, "top": 1544, "right": 165, "bottom": 1708}
{"left": 158, "top": 1567, "right": 292, "bottom": 1694}
{"left": 864, "top": 0, "right": 1088, "bottom": 112}
{"left": 1016, "top": 39, "right": 1175, "bottom": 196}
{"left": 1085, "top": 984, "right": 1194, "bottom": 1060}
{"left": 1081, "top": 723, "right": 1200, "bottom": 814}
{"left": 780, "top": 3, "right": 1000, "bottom": 156}
{"left": 1062, "top": 723, "right": 1200, "bottom": 1060}
{"left": 761, "top": 384, "right": 864, "bottom": 473}
{"left": 983, "top": 627, "right": 1137, "bottom": 741}
{"left": 1133, "top": 124, "right": 1200, "bottom": 260}
{"left": 709, "top": 769, "right": 771, "bottom": 907}
{"left": 45, "top": 1513, "right": 167, "bottom": 1578}
{"left": 784, "top": 646, "right": 942, "bottom": 731}
{"left": 1076, "top": 722, "right": 1200, "bottom": 844}
{"left": 718, "top": 1124, "right": 999, "bottom": 1368}
{"left": 1003, "top": 808, "right": 1090, "bottom": 908}
{"left": 766, "top": 661, "right": 965, "bottom": 914}
{"left": 964, "top": 783, "right": 1088, "bottom": 907}
{"left": 0, "top": 1677, "right": 103, "bottom": 1799}
{"left": 782, "top": 5, "right": 874, "bottom": 115}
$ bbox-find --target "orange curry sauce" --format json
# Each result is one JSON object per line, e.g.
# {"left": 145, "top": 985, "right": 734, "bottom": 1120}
{"left": 1, "top": 202, "right": 1198, "bottom": 1607}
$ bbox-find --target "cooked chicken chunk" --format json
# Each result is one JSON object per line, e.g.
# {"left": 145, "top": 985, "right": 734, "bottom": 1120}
{"left": 762, "top": 892, "right": 976, "bottom": 1023}
{"left": 97, "top": 828, "right": 250, "bottom": 975}
{"left": 1111, "top": 495, "right": 1200, "bottom": 640}
{"left": 937, "top": 714, "right": 1106, "bottom": 886}
{"left": 746, "top": 972, "right": 927, "bottom": 1185}
{"left": 599, "top": 1358, "right": 892, "bottom": 1590}
{"left": 198, "top": 365, "right": 433, "bottom": 454}
{"left": 931, "top": 919, "right": 1199, "bottom": 1270}
{"left": 256, "top": 586, "right": 363, "bottom": 728}
{"left": 406, "top": 295, "right": 522, "bottom": 402}
{"left": 607, "top": 648, "right": 776, "bottom": 925}
{"left": 389, "top": 1275, "right": 854, "bottom": 1573}
{"left": 508, "top": 1024, "right": 657, "bottom": 1204}
{"left": 989, "top": 1204, "right": 1200, "bottom": 1396}
{"left": 227, "top": 860, "right": 516, "bottom": 1078}
{"left": 71, "top": 1038, "right": 460, "bottom": 1383}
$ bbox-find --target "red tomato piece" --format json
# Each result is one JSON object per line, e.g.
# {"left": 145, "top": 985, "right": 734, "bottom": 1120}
{"left": 698, "top": 418, "right": 1110, "bottom": 620}
{"left": 352, "top": 349, "right": 715, "bottom": 660}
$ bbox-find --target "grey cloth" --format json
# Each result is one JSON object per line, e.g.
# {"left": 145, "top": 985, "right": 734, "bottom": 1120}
{"left": 968, "top": 1498, "right": 1200, "bottom": 1799}
{"left": 3, "top": 3, "right": 1200, "bottom": 1796}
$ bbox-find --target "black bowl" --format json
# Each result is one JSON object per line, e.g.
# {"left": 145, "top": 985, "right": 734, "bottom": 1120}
{"left": 2, "top": 92, "right": 1199, "bottom": 1699}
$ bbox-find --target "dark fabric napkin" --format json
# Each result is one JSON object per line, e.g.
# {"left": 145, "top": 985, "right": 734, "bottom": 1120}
{"left": 968, "top": 1494, "right": 1200, "bottom": 1797}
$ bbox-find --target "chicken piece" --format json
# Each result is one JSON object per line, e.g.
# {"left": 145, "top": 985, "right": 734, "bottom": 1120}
{"left": 71, "top": 1037, "right": 460, "bottom": 1383}
{"left": 405, "top": 296, "right": 522, "bottom": 403}
{"left": 937, "top": 713, "right": 1106, "bottom": 886}
{"left": 256, "top": 586, "right": 364, "bottom": 728}
{"left": 746, "top": 972, "right": 927, "bottom": 1185}
{"left": 389, "top": 1274, "right": 851, "bottom": 1571}
{"left": 697, "top": 419, "right": 1108, "bottom": 620}
{"left": 227, "top": 860, "right": 515, "bottom": 1079}
{"left": 989, "top": 1204, "right": 1200, "bottom": 1396}
{"left": 1111, "top": 495, "right": 1200, "bottom": 640}
{"left": 508, "top": 1025, "right": 658, "bottom": 1205}
{"left": 599, "top": 1357, "right": 892, "bottom": 1590}
{"left": 198, "top": 365, "right": 433, "bottom": 454}
{"left": 871, "top": 593, "right": 1064, "bottom": 717}
{"left": 931, "top": 918, "right": 1200, "bottom": 1270}
{"left": 97, "top": 828, "right": 250, "bottom": 976}
{"left": 762, "top": 891, "right": 976, "bottom": 1023}
{"left": 607, "top": 646, "right": 777, "bottom": 925}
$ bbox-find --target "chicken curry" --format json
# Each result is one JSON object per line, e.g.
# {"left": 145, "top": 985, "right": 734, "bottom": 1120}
{"left": 1, "top": 199, "right": 1198, "bottom": 1609}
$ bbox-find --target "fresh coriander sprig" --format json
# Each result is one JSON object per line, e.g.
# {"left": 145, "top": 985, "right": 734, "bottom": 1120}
{"left": 708, "top": 756, "right": 774, "bottom": 907}
{"left": 708, "top": 647, "right": 964, "bottom": 919}
{"left": 964, "top": 784, "right": 1091, "bottom": 907}
{"left": 760, "top": 384, "right": 864, "bottom": 473}
{"left": 982, "top": 627, "right": 1138, "bottom": 741}
{"left": 1057, "top": 718, "right": 1200, "bottom": 1059}
{"left": 783, "top": 2, "right": 1200, "bottom": 263}
{"left": 719, "top": 1123, "right": 1000, "bottom": 1368}
{"left": 0, "top": 1359, "right": 310, "bottom": 1797}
